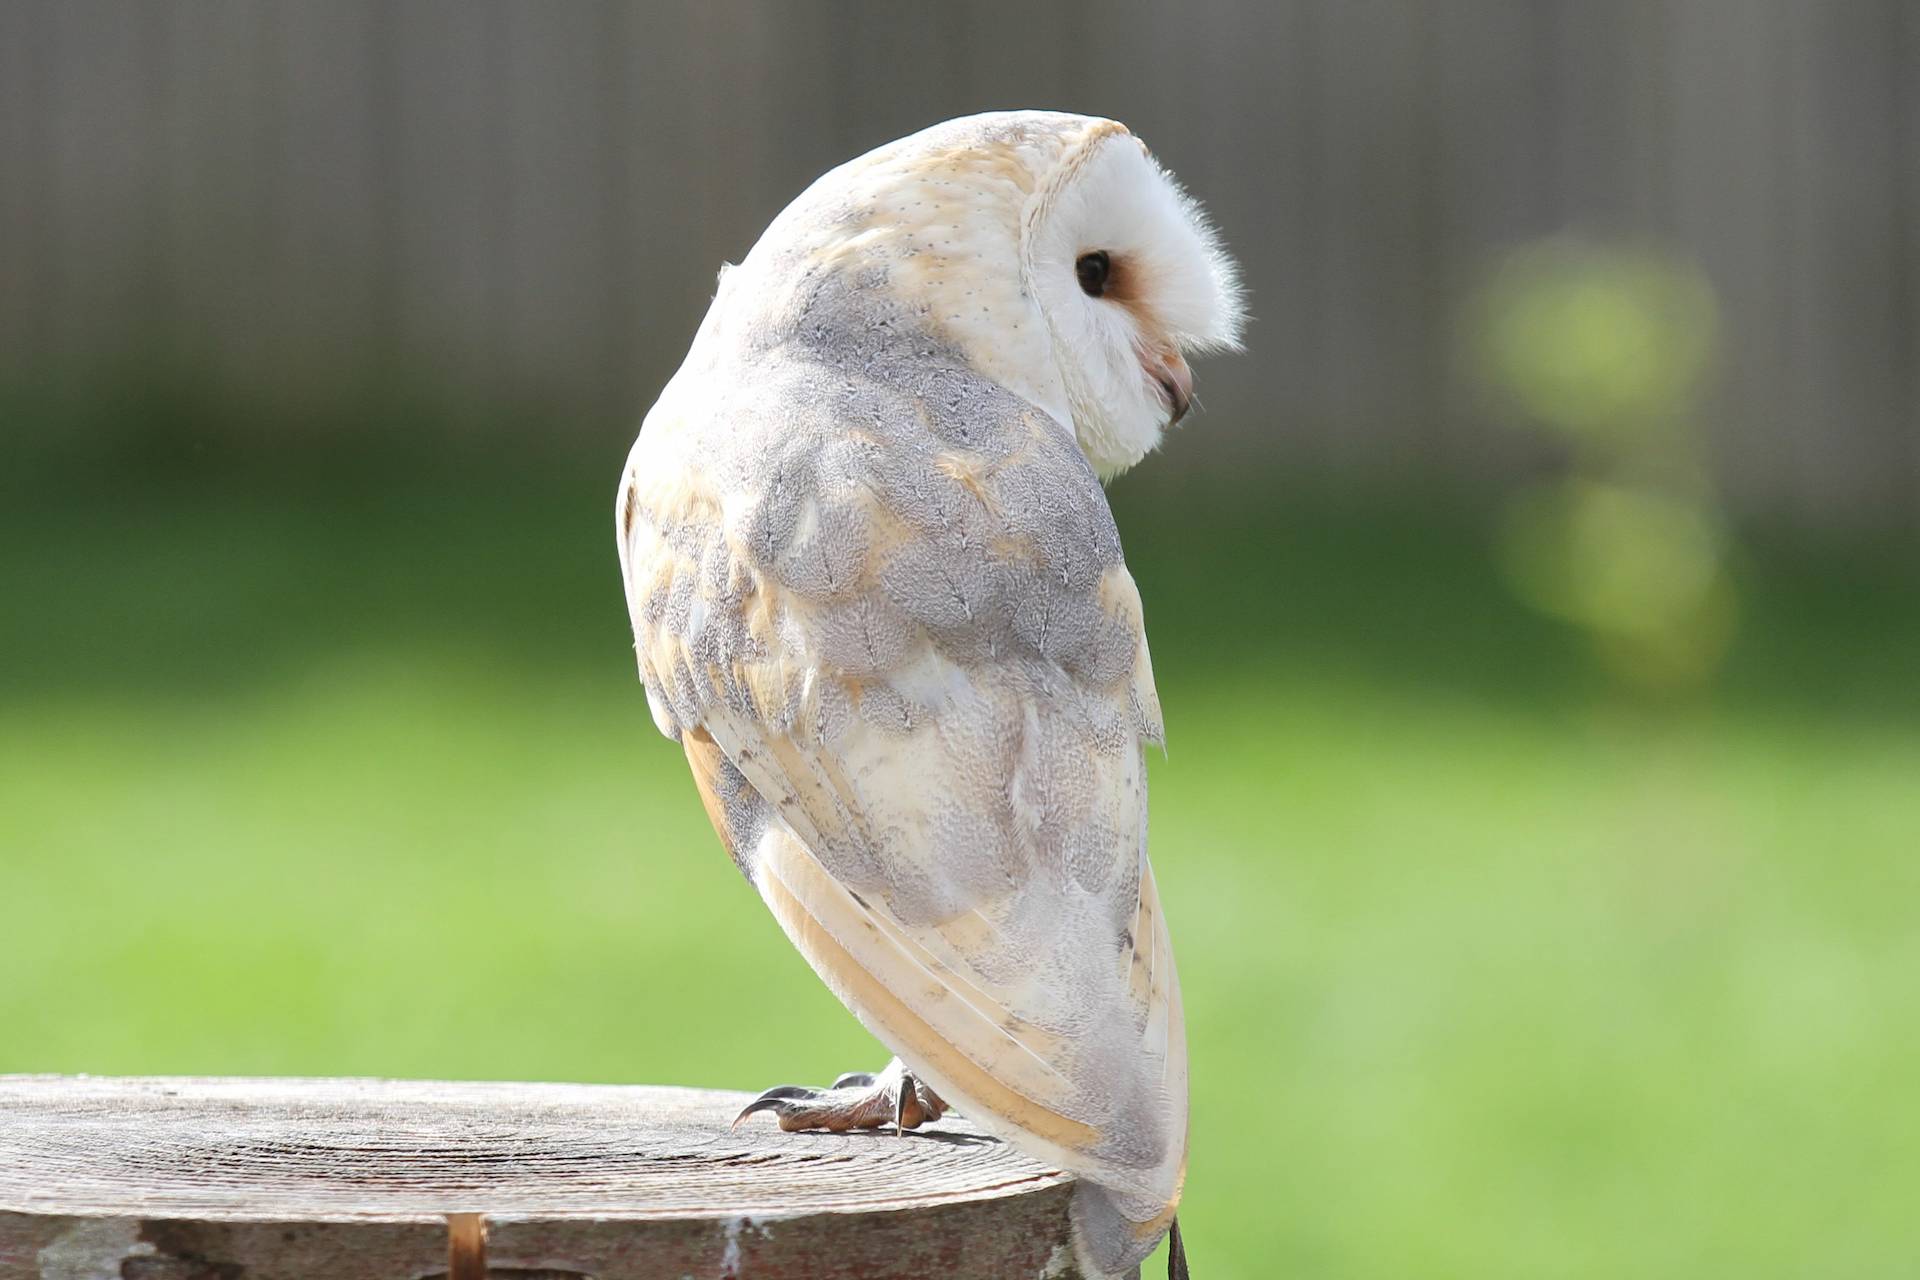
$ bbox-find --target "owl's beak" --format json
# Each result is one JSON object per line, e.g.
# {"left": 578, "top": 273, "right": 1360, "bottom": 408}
{"left": 1149, "top": 350, "right": 1194, "bottom": 426}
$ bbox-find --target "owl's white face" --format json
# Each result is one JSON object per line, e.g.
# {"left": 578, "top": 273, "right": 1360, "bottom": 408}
{"left": 693, "top": 112, "right": 1242, "bottom": 480}
{"left": 1023, "top": 129, "right": 1245, "bottom": 476}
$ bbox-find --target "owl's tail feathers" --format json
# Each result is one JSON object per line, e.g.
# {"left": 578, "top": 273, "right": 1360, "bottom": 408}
{"left": 1069, "top": 1182, "right": 1187, "bottom": 1279}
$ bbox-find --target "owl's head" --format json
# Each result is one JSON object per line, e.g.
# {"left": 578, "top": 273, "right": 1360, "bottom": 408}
{"left": 739, "top": 112, "right": 1244, "bottom": 478}
{"left": 1019, "top": 119, "right": 1245, "bottom": 476}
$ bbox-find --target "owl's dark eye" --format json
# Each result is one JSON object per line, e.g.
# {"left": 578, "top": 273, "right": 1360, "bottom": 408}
{"left": 1075, "top": 251, "right": 1111, "bottom": 298}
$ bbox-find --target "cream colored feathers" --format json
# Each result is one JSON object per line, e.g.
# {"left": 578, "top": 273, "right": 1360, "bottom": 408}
{"left": 616, "top": 112, "right": 1242, "bottom": 1278}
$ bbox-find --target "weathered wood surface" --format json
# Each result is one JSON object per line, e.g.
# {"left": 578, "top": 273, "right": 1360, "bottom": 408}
{"left": 0, "top": 1076, "right": 1084, "bottom": 1280}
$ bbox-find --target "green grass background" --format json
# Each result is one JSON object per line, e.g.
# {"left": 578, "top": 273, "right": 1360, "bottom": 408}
{"left": 2, "top": 452, "right": 1916, "bottom": 1277}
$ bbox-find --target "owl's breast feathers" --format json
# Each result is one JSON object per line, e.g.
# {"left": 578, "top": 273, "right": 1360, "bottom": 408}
{"left": 617, "top": 331, "right": 1186, "bottom": 1249}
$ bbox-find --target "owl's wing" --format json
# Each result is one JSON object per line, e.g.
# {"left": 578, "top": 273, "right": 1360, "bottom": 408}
{"left": 619, "top": 380, "right": 1185, "bottom": 1231}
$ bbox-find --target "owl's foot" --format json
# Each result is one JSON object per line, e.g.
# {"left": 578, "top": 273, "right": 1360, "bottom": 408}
{"left": 731, "top": 1057, "right": 948, "bottom": 1135}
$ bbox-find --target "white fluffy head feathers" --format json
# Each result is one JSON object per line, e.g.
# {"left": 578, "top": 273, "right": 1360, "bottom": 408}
{"left": 732, "top": 111, "right": 1245, "bottom": 477}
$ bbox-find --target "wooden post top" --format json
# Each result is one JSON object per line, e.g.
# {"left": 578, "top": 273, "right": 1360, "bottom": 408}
{"left": 0, "top": 1075, "right": 1083, "bottom": 1280}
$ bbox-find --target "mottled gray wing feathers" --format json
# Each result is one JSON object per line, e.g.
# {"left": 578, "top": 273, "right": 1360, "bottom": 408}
{"left": 619, "top": 361, "right": 1183, "bottom": 1212}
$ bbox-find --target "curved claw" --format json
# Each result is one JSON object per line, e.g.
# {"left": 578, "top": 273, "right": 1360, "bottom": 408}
{"left": 731, "top": 1084, "right": 821, "bottom": 1130}
{"left": 831, "top": 1072, "right": 877, "bottom": 1090}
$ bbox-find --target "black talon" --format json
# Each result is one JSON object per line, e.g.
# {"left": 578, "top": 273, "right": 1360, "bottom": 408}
{"left": 731, "top": 1084, "right": 820, "bottom": 1128}
{"left": 831, "top": 1072, "right": 877, "bottom": 1089}
{"left": 893, "top": 1070, "right": 911, "bottom": 1135}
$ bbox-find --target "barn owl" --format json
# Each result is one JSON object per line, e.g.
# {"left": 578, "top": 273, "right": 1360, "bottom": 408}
{"left": 616, "top": 111, "right": 1242, "bottom": 1278}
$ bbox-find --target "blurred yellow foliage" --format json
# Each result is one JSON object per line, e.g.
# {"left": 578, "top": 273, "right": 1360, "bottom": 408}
{"left": 1473, "top": 238, "right": 1733, "bottom": 692}
{"left": 1476, "top": 240, "right": 1718, "bottom": 446}
{"left": 1501, "top": 481, "right": 1737, "bottom": 689}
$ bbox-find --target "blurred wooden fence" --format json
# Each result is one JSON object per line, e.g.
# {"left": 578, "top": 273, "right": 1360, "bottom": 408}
{"left": 0, "top": 1, "right": 1914, "bottom": 529}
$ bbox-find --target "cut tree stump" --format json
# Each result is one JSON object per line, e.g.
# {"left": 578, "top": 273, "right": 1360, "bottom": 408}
{"left": 0, "top": 1076, "right": 1090, "bottom": 1280}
